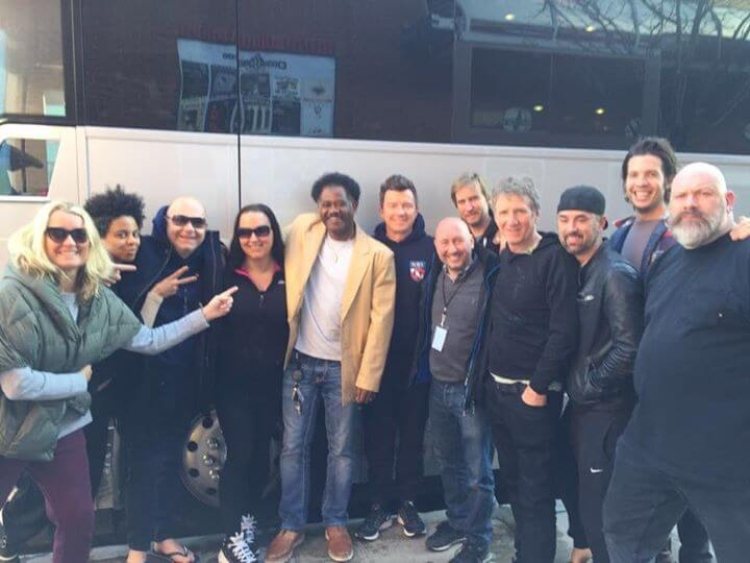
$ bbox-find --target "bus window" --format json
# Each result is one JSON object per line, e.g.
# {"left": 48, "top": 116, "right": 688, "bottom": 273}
{"left": 237, "top": 0, "right": 454, "bottom": 143}
{"left": 79, "top": 0, "right": 239, "bottom": 131}
{"left": 0, "top": 138, "right": 59, "bottom": 197}
{"left": 0, "top": 0, "right": 67, "bottom": 118}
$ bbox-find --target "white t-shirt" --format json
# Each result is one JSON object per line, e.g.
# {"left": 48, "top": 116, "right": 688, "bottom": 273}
{"left": 295, "top": 235, "right": 354, "bottom": 361}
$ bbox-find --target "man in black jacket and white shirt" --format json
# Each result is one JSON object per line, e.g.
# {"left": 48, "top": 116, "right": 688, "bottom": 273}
{"left": 557, "top": 186, "right": 644, "bottom": 563}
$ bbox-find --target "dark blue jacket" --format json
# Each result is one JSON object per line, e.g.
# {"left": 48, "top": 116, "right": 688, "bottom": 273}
{"left": 373, "top": 214, "right": 435, "bottom": 362}
{"left": 117, "top": 206, "right": 225, "bottom": 412}
{"left": 414, "top": 247, "right": 500, "bottom": 409}
{"left": 608, "top": 216, "right": 675, "bottom": 274}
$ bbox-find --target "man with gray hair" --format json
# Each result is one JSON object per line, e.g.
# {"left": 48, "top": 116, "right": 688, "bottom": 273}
{"left": 480, "top": 176, "right": 579, "bottom": 563}
{"left": 603, "top": 163, "right": 750, "bottom": 562}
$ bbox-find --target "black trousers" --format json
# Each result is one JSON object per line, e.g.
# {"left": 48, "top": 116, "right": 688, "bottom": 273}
{"left": 215, "top": 376, "right": 280, "bottom": 536}
{"left": 484, "top": 379, "right": 563, "bottom": 563}
{"left": 604, "top": 447, "right": 744, "bottom": 563}
{"left": 363, "top": 353, "right": 430, "bottom": 509}
{"left": 568, "top": 403, "right": 632, "bottom": 563}
{"left": 121, "top": 368, "right": 197, "bottom": 551}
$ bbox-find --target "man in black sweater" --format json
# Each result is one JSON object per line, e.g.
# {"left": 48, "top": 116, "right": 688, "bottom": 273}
{"left": 482, "top": 176, "right": 579, "bottom": 563}
{"left": 356, "top": 175, "right": 435, "bottom": 542}
{"left": 603, "top": 162, "right": 750, "bottom": 563}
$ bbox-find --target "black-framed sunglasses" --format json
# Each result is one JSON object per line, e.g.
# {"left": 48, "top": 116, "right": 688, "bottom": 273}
{"left": 167, "top": 214, "right": 207, "bottom": 229}
{"left": 237, "top": 225, "right": 272, "bottom": 239}
{"left": 46, "top": 227, "right": 88, "bottom": 244}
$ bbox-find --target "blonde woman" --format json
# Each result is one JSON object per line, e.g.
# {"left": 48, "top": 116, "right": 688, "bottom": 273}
{"left": 0, "top": 201, "right": 236, "bottom": 563}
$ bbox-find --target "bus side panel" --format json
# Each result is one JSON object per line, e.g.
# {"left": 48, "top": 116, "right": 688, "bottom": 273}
{"left": 81, "top": 127, "right": 240, "bottom": 239}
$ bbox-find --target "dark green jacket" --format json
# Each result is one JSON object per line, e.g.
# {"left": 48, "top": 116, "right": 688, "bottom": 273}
{"left": 0, "top": 266, "right": 142, "bottom": 461}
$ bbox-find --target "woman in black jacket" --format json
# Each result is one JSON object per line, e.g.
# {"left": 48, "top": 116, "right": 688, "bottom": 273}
{"left": 216, "top": 204, "right": 288, "bottom": 563}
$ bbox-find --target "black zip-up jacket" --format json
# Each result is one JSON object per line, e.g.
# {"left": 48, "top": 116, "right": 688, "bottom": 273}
{"left": 217, "top": 267, "right": 289, "bottom": 394}
{"left": 567, "top": 245, "right": 643, "bottom": 407}
{"left": 488, "top": 232, "right": 579, "bottom": 393}
{"left": 373, "top": 214, "right": 435, "bottom": 359}
{"left": 116, "top": 206, "right": 225, "bottom": 413}
{"left": 414, "top": 248, "right": 500, "bottom": 407}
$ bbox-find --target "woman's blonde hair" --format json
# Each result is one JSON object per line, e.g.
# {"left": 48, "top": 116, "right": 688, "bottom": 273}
{"left": 8, "top": 201, "right": 114, "bottom": 301}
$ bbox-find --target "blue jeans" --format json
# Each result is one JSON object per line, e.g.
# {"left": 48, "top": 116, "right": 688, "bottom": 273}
{"left": 429, "top": 379, "right": 495, "bottom": 548}
{"left": 278, "top": 351, "right": 360, "bottom": 530}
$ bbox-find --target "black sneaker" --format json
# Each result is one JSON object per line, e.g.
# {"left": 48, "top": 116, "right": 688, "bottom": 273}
{"left": 397, "top": 501, "right": 426, "bottom": 537}
{"left": 218, "top": 532, "right": 258, "bottom": 563}
{"left": 354, "top": 505, "right": 394, "bottom": 541}
{"left": 449, "top": 540, "right": 492, "bottom": 563}
{"left": 426, "top": 521, "right": 467, "bottom": 552}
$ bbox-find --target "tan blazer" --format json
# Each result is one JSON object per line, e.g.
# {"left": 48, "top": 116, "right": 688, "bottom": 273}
{"left": 284, "top": 213, "right": 396, "bottom": 404}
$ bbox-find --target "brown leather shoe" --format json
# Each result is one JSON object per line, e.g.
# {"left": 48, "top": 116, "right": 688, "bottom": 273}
{"left": 265, "top": 530, "right": 305, "bottom": 562}
{"left": 325, "top": 526, "right": 353, "bottom": 562}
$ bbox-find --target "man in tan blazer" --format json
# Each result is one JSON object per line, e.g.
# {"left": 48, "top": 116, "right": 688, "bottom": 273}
{"left": 266, "top": 172, "right": 396, "bottom": 563}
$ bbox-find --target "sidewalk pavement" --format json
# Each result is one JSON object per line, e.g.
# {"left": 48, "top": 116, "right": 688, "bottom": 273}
{"left": 21, "top": 503, "right": 682, "bottom": 562}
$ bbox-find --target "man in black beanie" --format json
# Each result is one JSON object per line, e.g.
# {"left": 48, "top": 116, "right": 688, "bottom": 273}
{"left": 557, "top": 186, "right": 644, "bottom": 563}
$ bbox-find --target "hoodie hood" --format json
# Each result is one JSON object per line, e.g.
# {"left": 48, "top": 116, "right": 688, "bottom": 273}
{"left": 151, "top": 205, "right": 170, "bottom": 243}
{"left": 537, "top": 231, "right": 562, "bottom": 251}
{"left": 373, "top": 213, "right": 428, "bottom": 247}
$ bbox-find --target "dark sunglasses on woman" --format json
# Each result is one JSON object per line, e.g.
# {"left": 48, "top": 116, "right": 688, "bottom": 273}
{"left": 237, "top": 226, "right": 271, "bottom": 239}
{"left": 46, "top": 227, "right": 88, "bottom": 244}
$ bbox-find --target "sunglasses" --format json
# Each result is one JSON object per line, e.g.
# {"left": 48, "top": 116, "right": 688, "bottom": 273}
{"left": 167, "top": 215, "right": 207, "bottom": 228}
{"left": 46, "top": 227, "right": 89, "bottom": 244}
{"left": 237, "top": 225, "right": 272, "bottom": 239}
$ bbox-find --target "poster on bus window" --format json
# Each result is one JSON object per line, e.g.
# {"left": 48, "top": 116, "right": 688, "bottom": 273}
{"left": 176, "top": 39, "right": 335, "bottom": 137}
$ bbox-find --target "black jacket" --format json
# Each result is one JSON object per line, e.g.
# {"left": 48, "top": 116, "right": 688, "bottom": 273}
{"left": 567, "top": 245, "right": 643, "bottom": 407}
{"left": 117, "top": 206, "right": 225, "bottom": 413}
{"left": 488, "top": 233, "right": 579, "bottom": 393}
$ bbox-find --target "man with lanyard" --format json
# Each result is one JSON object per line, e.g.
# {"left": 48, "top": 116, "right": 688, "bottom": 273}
{"left": 419, "top": 217, "right": 497, "bottom": 563}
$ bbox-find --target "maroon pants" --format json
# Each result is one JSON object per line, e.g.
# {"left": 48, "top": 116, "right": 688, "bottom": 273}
{"left": 0, "top": 430, "right": 94, "bottom": 563}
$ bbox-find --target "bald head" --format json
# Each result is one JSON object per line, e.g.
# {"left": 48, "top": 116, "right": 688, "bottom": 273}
{"left": 672, "top": 162, "right": 727, "bottom": 196}
{"left": 166, "top": 196, "right": 207, "bottom": 258}
{"left": 668, "top": 162, "right": 735, "bottom": 249}
{"left": 435, "top": 217, "right": 474, "bottom": 277}
{"left": 168, "top": 196, "right": 206, "bottom": 217}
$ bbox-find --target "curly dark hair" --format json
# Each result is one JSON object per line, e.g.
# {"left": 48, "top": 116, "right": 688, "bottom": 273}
{"left": 310, "top": 172, "right": 361, "bottom": 205}
{"left": 84, "top": 185, "right": 146, "bottom": 237}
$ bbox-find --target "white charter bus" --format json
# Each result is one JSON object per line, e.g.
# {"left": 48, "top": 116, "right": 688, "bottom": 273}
{"left": 2, "top": 0, "right": 749, "bottom": 525}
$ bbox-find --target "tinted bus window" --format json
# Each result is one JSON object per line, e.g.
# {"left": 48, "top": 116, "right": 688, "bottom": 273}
{"left": 78, "top": 1, "right": 453, "bottom": 142}
{"left": 237, "top": 0, "right": 453, "bottom": 142}
{"left": 0, "top": 0, "right": 67, "bottom": 118}
{"left": 79, "top": 0, "right": 238, "bottom": 130}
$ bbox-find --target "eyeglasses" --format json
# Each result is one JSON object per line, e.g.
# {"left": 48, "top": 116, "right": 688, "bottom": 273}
{"left": 46, "top": 227, "right": 88, "bottom": 244}
{"left": 167, "top": 215, "right": 207, "bottom": 229}
{"left": 237, "top": 226, "right": 271, "bottom": 239}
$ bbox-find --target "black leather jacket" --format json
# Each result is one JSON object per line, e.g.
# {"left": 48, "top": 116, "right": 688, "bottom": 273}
{"left": 567, "top": 245, "right": 643, "bottom": 406}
